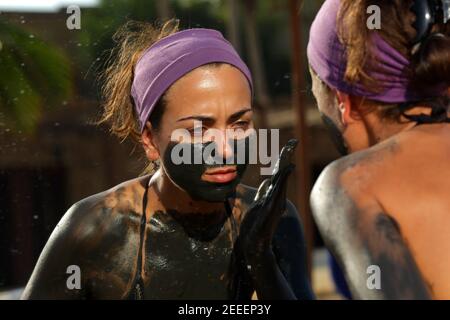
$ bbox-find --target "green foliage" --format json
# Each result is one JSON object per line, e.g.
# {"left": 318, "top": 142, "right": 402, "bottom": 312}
{"left": 0, "top": 19, "right": 72, "bottom": 133}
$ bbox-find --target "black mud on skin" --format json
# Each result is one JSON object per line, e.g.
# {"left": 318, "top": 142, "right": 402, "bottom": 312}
{"left": 320, "top": 113, "right": 349, "bottom": 156}
{"left": 162, "top": 137, "right": 250, "bottom": 202}
{"left": 141, "top": 210, "right": 239, "bottom": 299}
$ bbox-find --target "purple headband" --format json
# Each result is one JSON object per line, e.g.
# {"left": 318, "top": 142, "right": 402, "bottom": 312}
{"left": 131, "top": 28, "right": 253, "bottom": 132}
{"left": 307, "top": 0, "right": 443, "bottom": 103}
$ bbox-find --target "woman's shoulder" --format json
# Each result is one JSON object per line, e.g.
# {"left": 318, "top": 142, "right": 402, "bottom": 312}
{"left": 54, "top": 175, "right": 152, "bottom": 246}
{"left": 71, "top": 174, "right": 150, "bottom": 215}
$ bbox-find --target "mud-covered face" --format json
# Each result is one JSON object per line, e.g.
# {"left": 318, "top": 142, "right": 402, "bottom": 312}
{"left": 310, "top": 66, "right": 349, "bottom": 155}
{"left": 320, "top": 113, "right": 349, "bottom": 156}
{"left": 162, "top": 135, "right": 252, "bottom": 202}
{"left": 145, "top": 63, "right": 253, "bottom": 202}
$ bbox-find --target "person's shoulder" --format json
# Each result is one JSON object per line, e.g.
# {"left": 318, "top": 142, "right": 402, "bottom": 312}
{"left": 311, "top": 155, "right": 368, "bottom": 204}
{"left": 68, "top": 174, "right": 150, "bottom": 219}
{"left": 53, "top": 175, "right": 151, "bottom": 245}
{"left": 312, "top": 137, "right": 400, "bottom": 199}
{"left": 310, "top": 142, "right": 397, "bottom": 231}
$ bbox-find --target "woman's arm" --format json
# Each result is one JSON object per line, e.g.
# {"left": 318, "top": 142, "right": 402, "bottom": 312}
{"left": 23, "top": 191, "right": 144, "bottom": 300}
{"left": 272, "top": 202, "right": 314, "bottom": 299}
{"left": 21, "top": 203, "right": 88, "bottom": 299}
{"left": 244, "top": 203, "right": 314, "bottom": 300}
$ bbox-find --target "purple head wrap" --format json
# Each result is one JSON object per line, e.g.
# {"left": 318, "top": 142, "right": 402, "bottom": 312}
{"left": 307, "top": 0, "right": 444, "bottom": 103}
{"left": 131, "top": 28, "right": 253, "bottom": 132}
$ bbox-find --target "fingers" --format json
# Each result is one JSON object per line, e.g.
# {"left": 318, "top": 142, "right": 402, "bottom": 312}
{"left": 279, "top": 139, "right": 298, "bottom": 162}
{"left": 239, "top": 178, "right": 270, "bottom": 236}
{"left": 254, "top": 178, "right": 271, "bottom": 202}
{"left": 270, "top": 139, "right": 298, "bottom": 180}
{"left": 256, "top": 163, "right": 295, "bottom": 243}
{"left": 264, "top": 163, "right": 295, "bottom": 219}
{"left": 257, "top": 139, "right": 298, "bottom": 203}
{"left": 241, "top": 140, "right": 298, "bottom": 251}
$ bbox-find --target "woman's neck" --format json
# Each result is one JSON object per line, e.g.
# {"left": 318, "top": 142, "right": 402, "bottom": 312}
{"left": 363, "top": 106, "right": 432, "bottom": 146}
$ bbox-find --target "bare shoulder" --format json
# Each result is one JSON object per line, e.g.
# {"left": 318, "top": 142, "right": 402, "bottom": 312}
{"left": 313, "top": 136, "right": 401, "bottom": 192}
{"left": 22, "top": 175, "right": 151, "bottom": 299}
{"left": 50, "top": 175, "right": 151, "bottom": 249}
{"left": 310, "top": 138, "right": 401, "bottom": 227}
{"left": 311, "top": 124, "right": 450, "bottom": 222}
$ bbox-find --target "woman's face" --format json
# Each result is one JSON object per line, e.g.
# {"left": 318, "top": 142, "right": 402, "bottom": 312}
{"left": 143, "top": 63, "right": 253, "bottom": 202}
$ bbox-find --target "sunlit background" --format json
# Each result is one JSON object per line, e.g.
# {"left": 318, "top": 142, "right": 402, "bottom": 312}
{"left": 0, "top": 1, "right": 99, "bottom": 12}
{"left": 0, "top": 0, "right": 345, "bottom": 299}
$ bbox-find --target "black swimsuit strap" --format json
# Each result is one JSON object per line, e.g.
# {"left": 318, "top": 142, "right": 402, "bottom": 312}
{"left": 128, "top": 176, "right": 151, "bottom": 300}
{"left": 224, "top": 198, "right": 238, "bottom": 243}
{"left": 401, "top": 100, "right": 450, "bottom": 125}
{"left": 225, "top": 197, "right": 248, "bottom": 300}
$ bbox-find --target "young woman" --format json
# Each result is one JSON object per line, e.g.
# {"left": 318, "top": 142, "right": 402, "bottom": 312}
{"left": 308, "top": 0, "right": 450, "bottom": 299}
{"left": 22, "top": 21, "right": 313, "bottom": 300}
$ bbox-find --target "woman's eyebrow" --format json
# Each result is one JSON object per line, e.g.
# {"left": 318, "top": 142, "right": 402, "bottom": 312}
{"left": 176, "top": 108, "right": 252, "bottom": 123}
{"left": 228, "top": 108, "right": 252, "bottom": 122}
{"left": 176, "top": 115, "right": 215, "bottom": 122}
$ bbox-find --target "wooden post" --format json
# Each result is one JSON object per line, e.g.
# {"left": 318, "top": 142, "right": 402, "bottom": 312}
{"left": 226, "top": 0, "right": 242, "bottom": 54}
{"left": 155, "top": 0, "right": 172, "bottom": 21}
{"left": 288, "top": 0, "right": 314, "bottom": 280}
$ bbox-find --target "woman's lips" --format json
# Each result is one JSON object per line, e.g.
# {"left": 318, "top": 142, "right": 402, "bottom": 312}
{"left": 202, "top": 167, "right": 237, "bottom": 183}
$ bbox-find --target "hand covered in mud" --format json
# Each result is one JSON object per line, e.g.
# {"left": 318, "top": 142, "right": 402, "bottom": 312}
{"left": 239, "top": 139, "right": 298, "bottom": 264}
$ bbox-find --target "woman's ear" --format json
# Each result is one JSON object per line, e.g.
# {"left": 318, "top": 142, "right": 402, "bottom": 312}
{"left": 141, "top": 122, "right": 160, "bottom": 161}
{"left": 335, "top": 91, "right": 360, "bottom": 125}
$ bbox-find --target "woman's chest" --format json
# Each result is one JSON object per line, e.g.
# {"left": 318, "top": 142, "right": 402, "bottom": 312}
{"left": 140, "top": 212, "right": 238, "bottom": 299}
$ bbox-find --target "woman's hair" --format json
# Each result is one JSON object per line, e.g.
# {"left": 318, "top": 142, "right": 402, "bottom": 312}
{"left": 97, "top": 19, "right": 180, "bottom": 143}
{"left": 335, "top": 0, "right": 450, "bottom": 120}
{"left": 95, "top": 20, "right": 179, "bottom": 174}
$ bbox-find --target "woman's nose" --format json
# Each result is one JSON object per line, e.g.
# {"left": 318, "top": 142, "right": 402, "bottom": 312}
{"left": 215, "top": 136, "right": 234, "bottom": 161}
{"left": 204, "top": 129, "right": 234, "bottom": 161}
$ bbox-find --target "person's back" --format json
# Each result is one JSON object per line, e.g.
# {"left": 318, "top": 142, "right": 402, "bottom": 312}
{"left": 319, "top": 122, "right": 450, "bottom": 298}
{"left": 371, "top": 123, "right": 450, "bottom": 298}
{"left": 307, "top": 0, "right": 450, "bottom": 299}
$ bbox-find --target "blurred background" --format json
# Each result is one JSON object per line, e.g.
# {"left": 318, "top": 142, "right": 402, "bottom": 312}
{"left": 0, "top": 0, "right": 345, "bottom": 299}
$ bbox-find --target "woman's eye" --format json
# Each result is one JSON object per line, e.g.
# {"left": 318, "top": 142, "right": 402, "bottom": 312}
{"left": 233, "top": 121, "right": 250, "bottom": 128}
{"left": 189, "top": 127, "right": 206, "bottom": 135}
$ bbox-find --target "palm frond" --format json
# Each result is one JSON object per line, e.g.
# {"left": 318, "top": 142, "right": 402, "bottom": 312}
{"left": 0, "top": 19, "right": 72, "bottom": 133}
